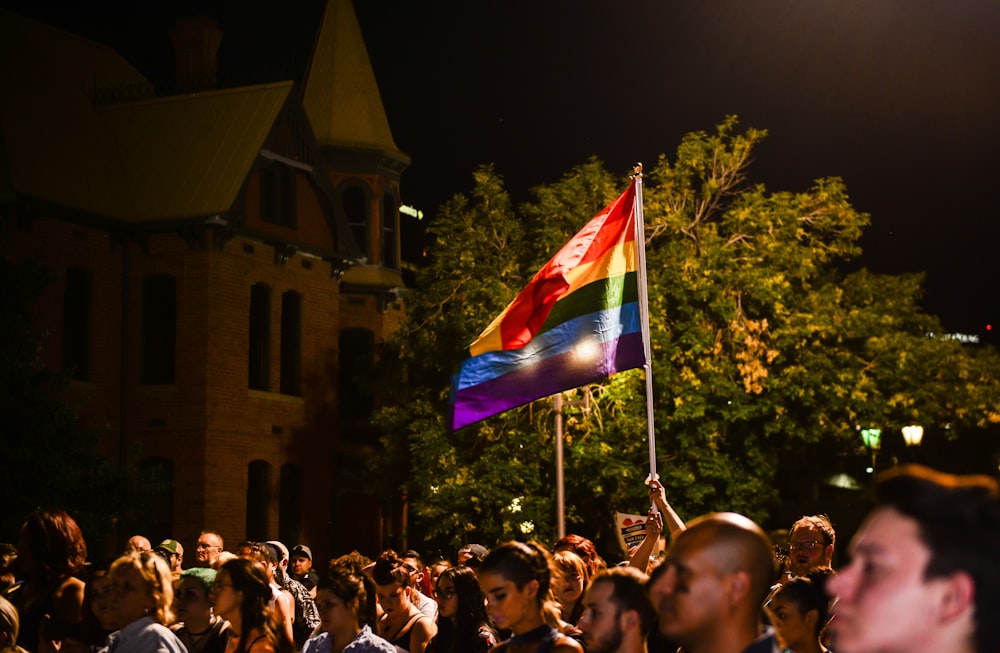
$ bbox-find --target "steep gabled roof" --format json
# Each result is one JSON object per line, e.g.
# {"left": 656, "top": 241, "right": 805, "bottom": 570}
{"left": 99, "top": 83, "right": 292, "bottom": 221}
{"left": 0, "top": 8, "right": 291, "bottom": 223}
{"left": 302, "top": 0, "right": 408, "bottom": 163}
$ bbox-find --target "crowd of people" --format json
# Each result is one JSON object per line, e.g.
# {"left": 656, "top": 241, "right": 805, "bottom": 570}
{"left": 1, "top": 463, "right": 998, "bottom": 653}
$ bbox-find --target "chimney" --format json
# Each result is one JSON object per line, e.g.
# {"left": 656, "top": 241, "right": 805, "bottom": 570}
{"left": 169, "top": 16, "right": 223, "bottom": 93}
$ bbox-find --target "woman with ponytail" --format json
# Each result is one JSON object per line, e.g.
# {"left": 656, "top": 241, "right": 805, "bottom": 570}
{"left": 477, "top": 542, "right": 581, "bottom": 653}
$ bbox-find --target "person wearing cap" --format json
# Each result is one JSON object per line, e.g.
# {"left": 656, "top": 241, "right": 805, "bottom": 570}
{"left": 170, "top": 567, "right": 231, "bottom": 653}
{"left": 456, "top": 545, "right": 488, "bottom": 572}
{"left": 156, "top": 539, "right": 184, "bottom": 579}
{"left": 290, "top": 545, "right": 320, "bottom": 599}
{"left": 267, "top": 540, "right": 320, "bottom": 649}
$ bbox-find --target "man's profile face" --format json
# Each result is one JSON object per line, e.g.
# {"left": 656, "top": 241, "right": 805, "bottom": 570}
{"left": 826, "top": 507, "right": 955, "bottom": 653}
{"left": 578, "top": 581, "right": 625, "bottom": 653}
{"left": 788, "top": 525, "right": 832, "bottom": 577}
{"left": 196, "top": 533, "right": 222, "bottom": 564}
{"left": 648, "top": 530, "right": 729, "bottom": 647}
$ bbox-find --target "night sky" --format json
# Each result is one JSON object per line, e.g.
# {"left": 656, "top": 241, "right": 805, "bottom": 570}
{"left": 4, "top": 0, "right": 998, "bottom": 340}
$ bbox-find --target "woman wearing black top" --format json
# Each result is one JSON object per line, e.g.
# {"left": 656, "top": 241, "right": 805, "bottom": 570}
{"left": 427, "top": 566, "right": 496, "bottom": 653}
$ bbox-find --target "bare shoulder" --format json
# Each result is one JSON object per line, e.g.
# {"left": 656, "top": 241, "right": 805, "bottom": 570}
{"left": 553, "top": 636, "right": 584, "bottom": 653}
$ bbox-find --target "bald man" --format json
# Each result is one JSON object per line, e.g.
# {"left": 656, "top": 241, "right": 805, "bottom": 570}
{"left": 647, "top": 512, "right": 776, "bottom": 653}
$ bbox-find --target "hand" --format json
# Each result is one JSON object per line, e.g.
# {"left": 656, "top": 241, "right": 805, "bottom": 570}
{"left": 647, "top": 478, "right": 668, "bottom": 512}
{"left": 644, "top": 509, "right": 663, "bottom": 537}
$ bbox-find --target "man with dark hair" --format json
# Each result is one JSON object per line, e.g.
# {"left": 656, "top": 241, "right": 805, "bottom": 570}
{"left": 579, "top": 567, "right": 655, "bottom": 653}
{"left": 827, "top": 464, "right": 1000, "bottom": 653}
{"left": 787, "top": 514, "right": 835, "bottom": 578}
{"left": 648, "top": 512, "right": 777, "bottom": 653}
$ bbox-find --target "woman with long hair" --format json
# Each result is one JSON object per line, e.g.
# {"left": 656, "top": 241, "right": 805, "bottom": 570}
{"left": 103, "top": 551, "right": 186, "bottom": 653}
{"left": 371, "top": 551, "right": 435, "bottom": 653}
{"left": 427, "top": 566, "right": 495, "bottom": 653}
{"left": 210, "top": 558, "right": 294, "bottom": 653}
{"left": 303, "top": 568, "right": 394, "bottom": 653}
{"left": 767, "top": 569, "right": 835, "bottom": 653}
{"left": 549, "top": 551, "right": 588, "bottom": 627}
{"left": 477, "top": 541, "right": 582, "bottom": 653}
{"left": 9, "top": 509, "right": 87, "bottom": 651}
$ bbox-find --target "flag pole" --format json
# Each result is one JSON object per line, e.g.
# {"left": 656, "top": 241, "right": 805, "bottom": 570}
{"left": 631, "top": 164, "right": 657, "bottom": 484}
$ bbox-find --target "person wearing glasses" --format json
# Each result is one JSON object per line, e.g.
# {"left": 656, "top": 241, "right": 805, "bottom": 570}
{"left": 195, "top": 533, "right": 225, "bottom": 569}
{"left": 787, "top": 516, "right": 835, "bottom": 579}
{"left": 426, "top": 566, "right": 496, "bottom": 653}
{"left": 171, "top": 567, "right": 231, "bottom": 653}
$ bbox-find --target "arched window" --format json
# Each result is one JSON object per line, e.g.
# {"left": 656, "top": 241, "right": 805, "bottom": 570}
{"left": 63, "top": 267, "right": 91, "bottom": 380}
{"left": 280, "top": 291, "right": 301, "bottom": 396}
{"left": 140, "top": 274, "right": 176, "bottom": 385}
{"left": 381, "top": 190, "right": 399, "bottom": 269}
{"left": 247, "top": 460, "right": 271, "bottom": 541}
{"left": 279, "top": 463, "right": 303, "bottom": 546}
{"left": 249, "top": 283, "right": 271, "bottom": 390}
{"left": 341, "top": 184, "right": 369, "bottom": 259}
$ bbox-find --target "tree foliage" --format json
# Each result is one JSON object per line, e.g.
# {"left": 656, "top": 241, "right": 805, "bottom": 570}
{"left": 374, "top": 118, "right": 1000, "bottom": 559}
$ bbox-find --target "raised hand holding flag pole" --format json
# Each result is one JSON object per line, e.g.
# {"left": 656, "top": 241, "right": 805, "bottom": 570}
{"left": 449, "top": 167, "right": 653, "bottom": 450}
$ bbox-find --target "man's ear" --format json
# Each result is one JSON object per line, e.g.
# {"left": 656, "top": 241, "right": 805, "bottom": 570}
{"left": 622, "top": 608, "right": 638, "bottom": 631}
{"left": 939, "top": 572, "right": 975, "bottom": 623}
{"left": 823, "top": 544, "right": 835, "bottom": 565}
{"left": 726, "top": 571, "right": 751, "bottom": 606}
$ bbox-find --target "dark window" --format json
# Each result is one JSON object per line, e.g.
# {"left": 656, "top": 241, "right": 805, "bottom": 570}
{"left": 339, "top": 328, "right": 374, "bottom": 421}
{"left": 140, "top": 274, "right": 176, "bottom": 385}
{"left": 137, "top": 457, "right": 174, "bottom": 543}
{"left": 62, "top": 267, "right": 91, "bottom": 380}
{"left": 247, "top": 460, "right": 271, "bottom": 541}
{"left": 279, "top": 463, "right": 303, "bottom": 546}
{"left": 249, "top": 283, "right": 271, "bottom": 390}
{"left": 260, "top": 164, "right": 296, "bottom": 227}
{"left": 382, "top": 191, "right": 399, "bottom": 269}
{"left": 342, "top": 185, "right": 369, "bottom": 259}
{"left": 280, "top": 291, "right": 301, "bottom": 396}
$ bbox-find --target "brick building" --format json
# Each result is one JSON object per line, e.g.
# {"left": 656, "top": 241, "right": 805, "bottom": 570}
{"left": 0, "top": 0, "right": 409, "bottom": 561}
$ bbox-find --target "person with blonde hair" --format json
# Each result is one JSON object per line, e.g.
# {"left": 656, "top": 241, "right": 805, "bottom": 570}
{"left": 0, "top": 595, "right": 28, "bottom": 653}
{"left": 551, "top": 550, "right": 589, "bottom": 627}
{"left": 105, "top": 551, "right": 186, "bottom": 653}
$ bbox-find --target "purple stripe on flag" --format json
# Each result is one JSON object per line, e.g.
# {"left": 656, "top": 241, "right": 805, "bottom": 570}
{"left": 450, "top": 331, "right": 645, "bottom": 431}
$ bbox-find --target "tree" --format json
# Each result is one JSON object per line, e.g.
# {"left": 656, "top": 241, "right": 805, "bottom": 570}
{"left": 375, "top": 118, "right": 1000, "bottom": 559}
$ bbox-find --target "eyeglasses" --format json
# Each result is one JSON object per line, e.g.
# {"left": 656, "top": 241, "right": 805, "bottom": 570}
{"left": 789, "top": 540, "right": 825, "bottom": 552}
{"left": 436, "top": 588, "right": 457, "bottom": 600}
{"left": 196, "top": 543, "right": 221, "bottom": 550}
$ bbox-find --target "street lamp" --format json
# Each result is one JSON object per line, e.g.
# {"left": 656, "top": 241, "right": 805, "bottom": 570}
{"left": 902, "top": 424, "right": 924, "bottom": 447}
{"left": 860, "top": 427, "right": 881, "bottom": 473}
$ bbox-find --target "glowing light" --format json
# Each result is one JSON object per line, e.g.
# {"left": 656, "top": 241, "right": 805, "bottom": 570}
{"left": 901, "top": 424, "right": 924, "bottom": 446}
{"left": 519, "top": 521, "right": 535, "bottom": 534}
{"left": 573, "top": 338, "right": 601, "bottom": 364}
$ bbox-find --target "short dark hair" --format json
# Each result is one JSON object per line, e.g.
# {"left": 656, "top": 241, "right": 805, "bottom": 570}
{"left": 591, "top": 567, "right": 655, "bottom": 637}
{"left": 874, "top": 464, "right": 1000, "bottom": 653}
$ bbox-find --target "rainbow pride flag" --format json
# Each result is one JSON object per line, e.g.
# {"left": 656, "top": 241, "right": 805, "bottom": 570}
{"left": 449, "top": 179, "right": 646, "bottom": 431}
